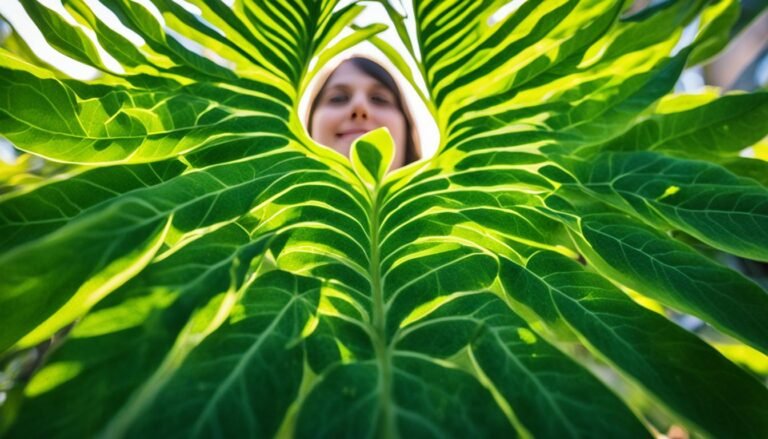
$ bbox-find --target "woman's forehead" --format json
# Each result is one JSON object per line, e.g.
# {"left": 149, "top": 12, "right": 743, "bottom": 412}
{"left": 325, "top": 63, "right": 390, "bottom": 90}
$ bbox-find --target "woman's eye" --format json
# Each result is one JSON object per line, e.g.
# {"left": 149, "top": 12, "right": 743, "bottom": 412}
{"left": 371, "top": 95, "right": 392, "bottom": 105}
{"left": 328, "top": 94, "right": 348, "bottom": 104}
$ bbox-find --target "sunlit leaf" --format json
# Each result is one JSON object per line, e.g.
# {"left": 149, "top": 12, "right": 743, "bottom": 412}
{"left": 1, "top": 0, "right": 766, "bottom": 437}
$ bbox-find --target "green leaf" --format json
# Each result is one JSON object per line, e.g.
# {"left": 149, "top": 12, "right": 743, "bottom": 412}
{"left": 720, "top": 156, "right": 768, "bottom": 187}
{"left": 17, "top": 0, "right": 111, "bottom": 72}
{"left": 295, "top": 356, "right": 517, "bottom": 438}
{"left": 501, "top": 251, "right": 768, "bottom": 438}
{"left": 0, "top": 205, "right": 170, "bottom": 352}
{"left": 687, "top": 0, "right": 740, "bottom": 66}
{"left": 396, "top": 292, "right": 650, "bottom": 437}
{"left": 351, "top": 128, "right": 395, "bottom": 187}
{"left": 112, "top": 270, "right": 321, "bottom": 438}
{"left": 575, "top": 213, "right": 768, "bottom": 354}
{"left": 561, "top": 151, "right": 768, "bottom": 262}
{"left": 2, "top": 1, "right": 768, "bottom": 437}
{"left": 601, "top": 92, "right": 768, "bottom": 159}
{"left": 6, "top": 222, "right": 260, "bottom": 438}
{"left": 0, "top": 69, "right": 291, "bottom": 163}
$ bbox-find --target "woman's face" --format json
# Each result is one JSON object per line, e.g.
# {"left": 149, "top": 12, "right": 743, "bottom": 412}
{"left": 310, "top": 61, "right": 407, "bottom": 168}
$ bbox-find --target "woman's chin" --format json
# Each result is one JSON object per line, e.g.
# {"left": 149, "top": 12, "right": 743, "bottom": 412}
{"left": 333, "top": 135, "right": 361, "bottom": 154}
{"left": 330, "top": 140, "right": 353, "bottom": 156}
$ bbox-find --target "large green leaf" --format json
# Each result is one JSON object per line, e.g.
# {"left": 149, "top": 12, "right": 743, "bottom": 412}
{"left": 557, "top": 151, "right": 768, "bottom": 262}
{"left": 599, "top": 91, "right": 768, "bottom": 158}
{"left": 500, "top": 251, "right": 768, "bottom": 438}
{"left": 1, "top": 0, "right": 767, "bottom": 438}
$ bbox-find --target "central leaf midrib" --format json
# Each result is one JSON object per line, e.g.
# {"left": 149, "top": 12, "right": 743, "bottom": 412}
{"left": 369, "top": 187, "right": 395, "bottom": 439}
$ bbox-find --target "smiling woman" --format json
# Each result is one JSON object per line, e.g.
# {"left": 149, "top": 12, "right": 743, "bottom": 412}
{"left": 307, "top": 57, "right": 421, "bottom": 169}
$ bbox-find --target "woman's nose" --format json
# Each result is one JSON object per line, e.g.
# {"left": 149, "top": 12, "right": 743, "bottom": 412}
{"left": 350, "top": 95, "right": 369, "bottom": 120}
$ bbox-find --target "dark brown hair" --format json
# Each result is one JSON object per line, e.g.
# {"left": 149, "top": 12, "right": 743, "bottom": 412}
{"left": 307, "top": 57, "right": 420, "bottom": 165}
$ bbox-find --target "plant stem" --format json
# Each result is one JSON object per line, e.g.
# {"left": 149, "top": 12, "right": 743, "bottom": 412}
{"left": 369, "top": 186, "right": 395, "bottom": 439}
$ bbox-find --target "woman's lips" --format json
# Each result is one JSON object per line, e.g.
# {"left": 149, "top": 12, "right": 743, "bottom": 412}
{"left": 336, "top": 130, "right": 369, "bottom": 138}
